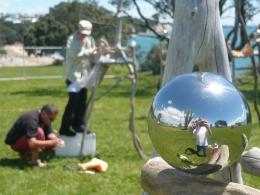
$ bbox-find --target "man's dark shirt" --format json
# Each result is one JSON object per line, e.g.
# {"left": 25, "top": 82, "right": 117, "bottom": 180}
{"left": 5, "top": 110, "right": 52, "bottom": 145}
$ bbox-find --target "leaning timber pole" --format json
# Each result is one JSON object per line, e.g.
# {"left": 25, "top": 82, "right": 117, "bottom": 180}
{"left": 115, "top": 0, "right": 146, "bottom": 159}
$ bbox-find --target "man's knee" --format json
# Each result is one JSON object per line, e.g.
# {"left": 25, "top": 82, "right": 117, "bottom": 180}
{"left": 12, "top": 128, "right": 46, "bottom": 152}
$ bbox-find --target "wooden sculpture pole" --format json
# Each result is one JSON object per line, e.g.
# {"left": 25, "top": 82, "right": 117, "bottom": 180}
{"left": 142, "top": 0, "right": 260, "bottom": 194}
{"left": 114, "top": 0, "right": 146, "bottom": 159}
{"left": 114, "top": 0, "right": 123, "bottom": 49}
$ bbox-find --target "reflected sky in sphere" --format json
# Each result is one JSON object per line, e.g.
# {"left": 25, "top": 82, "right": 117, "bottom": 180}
{"left": 152, "top": 72, "right": 251, "bottom": 127}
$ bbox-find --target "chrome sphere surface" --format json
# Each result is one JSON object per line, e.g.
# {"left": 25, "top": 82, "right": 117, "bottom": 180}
{"left": 148, "top": 72, "right": 251, "bottom": 174}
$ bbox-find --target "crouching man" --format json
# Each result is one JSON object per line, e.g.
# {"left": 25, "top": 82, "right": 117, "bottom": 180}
{"left": 5, "top": 104, "right": 64, "bottom": 168}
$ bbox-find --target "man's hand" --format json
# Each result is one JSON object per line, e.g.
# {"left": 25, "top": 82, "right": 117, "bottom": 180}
{"left": 56, "top": 139, "right": 65, "bottom": 148}
{"left": 78, "top": 48, "right": 97, "bottom": 57}
{"left": 47, "top": 133, "right": 65, "bottom": 148}
{"left": 191, "top": 121, "right": 197, "bottom": 129}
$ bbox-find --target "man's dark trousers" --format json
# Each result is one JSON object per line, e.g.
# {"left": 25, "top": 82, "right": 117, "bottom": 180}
{"left": 59, "top": 86, "right": 87, "bottom": 134}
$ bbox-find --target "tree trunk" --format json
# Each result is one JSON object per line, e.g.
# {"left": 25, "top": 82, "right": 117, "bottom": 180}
{"left": 162, "top": 0, "right": 232, "bottom": 86}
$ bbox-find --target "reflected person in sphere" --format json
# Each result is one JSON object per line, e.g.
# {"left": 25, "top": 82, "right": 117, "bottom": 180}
{"left": 191, "top": 118, "right": 212, "bottom": 157}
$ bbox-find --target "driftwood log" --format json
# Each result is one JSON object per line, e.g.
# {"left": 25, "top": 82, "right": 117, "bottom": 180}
{"left": 241, "top": 147, "right": 260, "bottom": 176}
{"left": 141, "top": 157, "right": 260, "bottom": 195}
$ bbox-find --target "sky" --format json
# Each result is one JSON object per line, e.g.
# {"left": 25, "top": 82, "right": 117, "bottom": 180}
{"left": 0, "top": 0, "right": 259, "bottom": 26}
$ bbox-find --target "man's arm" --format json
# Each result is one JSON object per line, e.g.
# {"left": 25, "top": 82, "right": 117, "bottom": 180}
{"left": 47, "top": 133, "right": 58, "bottom": 140}
{"left": 199, "top": 119, "right": 212, "bottom": 135}
{"left": 47, "top": 133, "right": 64, "bottom": 148}
{"left": 203, "top": 122, "right": 212, "bottom": 135}
{"left": 27, "top": 137, "right": 59, "bottom": 150}
{"left": 189, "top": 121, "right": 196, "bottom": 133}
{"left": 78, "top": 36, "right": 97, "bottom": 57}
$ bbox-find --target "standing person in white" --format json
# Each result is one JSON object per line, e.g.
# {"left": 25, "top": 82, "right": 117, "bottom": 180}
{"left": 59, "top": 20, "right": 98, "bottom": 136}
{"left": 192, "top": 118, "right": 212, "bottom": 157}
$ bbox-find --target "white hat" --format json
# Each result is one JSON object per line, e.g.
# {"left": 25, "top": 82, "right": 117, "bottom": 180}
{"left": 78, "top": 20, "right": 92, "bottom": 35}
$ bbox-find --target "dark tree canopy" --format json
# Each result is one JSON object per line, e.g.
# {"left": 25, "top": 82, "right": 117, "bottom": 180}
{"left": 0, "top": 18, "right": 31, "bottom": 45}
{"left": 24, "top": 2, "right": 116, "bottom": 46}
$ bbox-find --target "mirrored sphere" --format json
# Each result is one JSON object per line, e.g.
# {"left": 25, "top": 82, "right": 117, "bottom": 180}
{"left": 148, "top": 72, "right": 252, "bottom": 174}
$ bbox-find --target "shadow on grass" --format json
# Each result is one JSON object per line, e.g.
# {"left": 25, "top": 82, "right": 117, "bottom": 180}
{"left": 135, "top": 116, "right": 147, "bottom": 121}
{"left": 0, "top": 158, "right": 27, "bottom": 169}
{"left": 10, "top": 87, "right": 66, "bottom": 98}
{"left": 0, "top": 151, "right": 56, "bottom": 170}
{"left": 97, "top": 87, "right": 157, "bottom": 99}
{"left": 40, "top": 151, "right": 56, "bottom": 161}
{"left": 96, "top": 79, "right": 157, "bottom": 98}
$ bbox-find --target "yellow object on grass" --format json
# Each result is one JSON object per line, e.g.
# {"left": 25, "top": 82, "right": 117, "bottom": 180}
{"left": 78, "top": 158, "right": 109, "bottom": 173}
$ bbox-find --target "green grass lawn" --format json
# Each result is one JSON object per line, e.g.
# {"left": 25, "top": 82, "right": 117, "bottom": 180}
{"left": 0, "top": 66, "right": 259, "bottom": 194}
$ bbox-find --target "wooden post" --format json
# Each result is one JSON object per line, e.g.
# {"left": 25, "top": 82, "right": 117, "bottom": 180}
{"left": 129, "top": 40, "right": 147, "bottom": 159}
{"left": 114, "top": 0, "right": 123, "bottom": 49}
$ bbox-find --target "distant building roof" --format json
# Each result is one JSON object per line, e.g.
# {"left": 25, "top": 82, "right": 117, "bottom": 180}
{"left": 0, "top": 13, "right": 41, "bottom": 23}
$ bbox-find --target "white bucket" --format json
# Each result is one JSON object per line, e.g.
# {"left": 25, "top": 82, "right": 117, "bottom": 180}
{"left": 56, "top": 132, "right": 96, "bottom": 157}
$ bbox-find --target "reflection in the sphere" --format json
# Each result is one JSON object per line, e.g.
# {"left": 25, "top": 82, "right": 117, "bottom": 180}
{"left": 148, "top": 72, "right": 252, "bottom": 174}
{"left": 190, "top": 118, "right": 211, "bottom": 157}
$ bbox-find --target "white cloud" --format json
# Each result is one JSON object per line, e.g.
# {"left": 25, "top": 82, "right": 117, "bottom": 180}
{"left": 154, "top": 106, "right": 185, "bottom": 126}
{"left": 0, "top": 0, "right": 10, "bottom": 8}
{"left": 0, "top": 0, "right": 22, "bottom": 13}
{"left": 0, "top": 0, "right": 22, "bottom": 5}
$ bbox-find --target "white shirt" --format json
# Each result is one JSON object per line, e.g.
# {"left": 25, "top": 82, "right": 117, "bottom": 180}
{"left": 193, "top": 126, "right": 208, "bottom": 146}
{"left": 65, "top": 32, "right": 97, "bottom": 87}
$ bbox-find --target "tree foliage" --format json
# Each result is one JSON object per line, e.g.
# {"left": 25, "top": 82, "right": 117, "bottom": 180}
{"left": 24, "top": 2, "right": 117, "bottom": 46}
{"left": 224, "top": 0, "right": 260, "bottom": 49}
{"left": 130, "top": 0, "right": 260, "bottom": 74}
{"left": 109, "top": 0, "right": 133, "bottom": 10}
{"left": 0, "top": 1, "right": 143, "bottom": 49}
{"left": 0, "top": 17, "right": 32, "bottom": 45}
{"left": 142, "top": 44, "right": 166, "bottom": 75}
